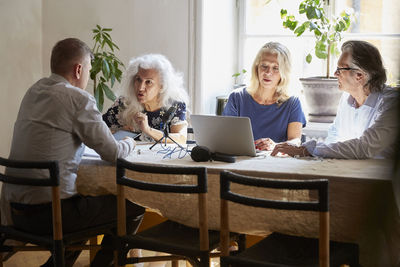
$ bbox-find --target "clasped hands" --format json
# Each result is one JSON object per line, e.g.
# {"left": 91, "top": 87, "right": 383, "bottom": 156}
{"left": 271, "top": 142, "right": 311, "bottom": 157}
{"left": 255, "top": 138, "right": 310, "bottom": 158}
{"left": 132, "top": 112, "right": 151, "bottom": 134}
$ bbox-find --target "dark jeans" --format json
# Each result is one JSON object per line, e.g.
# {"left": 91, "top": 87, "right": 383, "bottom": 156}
{"left": 10, "top": 194, "right": 145, "bottom": 267}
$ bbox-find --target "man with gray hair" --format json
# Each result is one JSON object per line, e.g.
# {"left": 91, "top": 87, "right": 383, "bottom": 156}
{"left": 1, "top": 38, "right": 145, "bottom": 266}
{"left": 272, "top": 40, "right": 399, "bottom": 159}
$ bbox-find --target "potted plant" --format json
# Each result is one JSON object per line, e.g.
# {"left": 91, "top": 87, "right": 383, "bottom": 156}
{"left": 90, "top": 25, "right": 125, "bottom": 111}
{"left": 216, "top": 69, "right": 248, "bottom": 115}
{"left": 280, "top": 0, "right": 354, "bottom": 122}
{"left": 232, "top": 69, "right": 247, "bottom": 89}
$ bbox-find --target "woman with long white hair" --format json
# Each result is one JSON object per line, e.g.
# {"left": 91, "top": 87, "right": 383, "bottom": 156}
{"left": 103, "top": 54, "right": 189, "bottom": 144}
{"left": 222, "top": 42, "right": 306, "bottom": 151}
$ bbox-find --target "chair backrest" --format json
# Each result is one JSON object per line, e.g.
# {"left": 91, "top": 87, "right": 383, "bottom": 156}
{"left": 219, "top": 170, "right": 329, "bottom": 265}
{"left": 116, "top": 158, "right": 209, "bottom": 250}
{"left": 0, "top": 157, "right": 63, "bottom": 245}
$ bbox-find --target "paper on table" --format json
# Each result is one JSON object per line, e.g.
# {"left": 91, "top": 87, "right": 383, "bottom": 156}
{"left": 113, "top": 130, "right": 141, "bottom": 141}
{"left": 83, "top": 146, "right": 100, "bottom": 158}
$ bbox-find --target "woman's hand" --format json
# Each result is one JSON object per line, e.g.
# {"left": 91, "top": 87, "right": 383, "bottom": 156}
{"left": 133, "top": 112, "right": 151, "bottom": 134}
{"left": 254, "top": 138, "right": 276, "bottom": 151}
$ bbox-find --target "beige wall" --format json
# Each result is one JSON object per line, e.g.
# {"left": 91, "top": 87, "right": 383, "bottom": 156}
{"left": 0, "top": 0, "right": 42, "bottom": 158}
{"left": 0, "top": 0, "right": 197, "bottom": 158}
{"left": 41, "top": 0, "right": 192, "bottom": 110}
{"left": 0, "top": 0, "right": 237, "bottom": 157}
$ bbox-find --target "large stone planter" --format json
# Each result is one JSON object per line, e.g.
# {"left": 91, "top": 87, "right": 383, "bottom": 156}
{"left": 300, "top": 77, "right": 343, "bottom": 123}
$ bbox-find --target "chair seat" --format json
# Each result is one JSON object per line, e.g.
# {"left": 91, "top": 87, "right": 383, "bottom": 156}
{"left": 0, "top": 226, "right": 53, "bottom": 249}
{"left": 121, "top": 220, "right": 222, "bottom": 258}
{"left": 222, "top": 232, "right": 359, "bottom": 267}
{"left": 0, "top": 219, "right": 120, "bottom": 251}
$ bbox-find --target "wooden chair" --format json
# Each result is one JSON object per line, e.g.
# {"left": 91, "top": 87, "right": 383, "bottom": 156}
{"left": 0, "top": 157, "right": 117, "bottom": 266}
{"left": 219, "top": 170, "right": 359, "bottom": 267}
{"left": 116, "top": 159, "right": 221, "bottom": 267}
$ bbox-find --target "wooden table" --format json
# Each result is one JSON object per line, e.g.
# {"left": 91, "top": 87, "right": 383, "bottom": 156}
{"left": 77, "top": 144, "right": 399, "bottom": 267}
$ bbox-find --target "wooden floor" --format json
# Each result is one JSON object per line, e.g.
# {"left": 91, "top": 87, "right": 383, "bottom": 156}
{"left": 3, "top": 250, "right": 218, "bottom": 267}
{"left": 2, "top": 212, "right": 263, "bottom": 266}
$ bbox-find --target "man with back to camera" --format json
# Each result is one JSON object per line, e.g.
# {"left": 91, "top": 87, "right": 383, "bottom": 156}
{"left": 0, "top": 38, "right": 145, "bottom": 266}
{"left": 272, "top": 40, "right": 399, "bottom": 159}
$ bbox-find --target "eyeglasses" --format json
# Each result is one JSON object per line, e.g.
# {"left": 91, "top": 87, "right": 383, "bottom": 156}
{"left": 335, "top": 67, "right": 359, "bottom": 74}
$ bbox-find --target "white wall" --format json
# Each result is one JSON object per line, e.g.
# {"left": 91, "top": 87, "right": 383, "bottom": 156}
{"left": 42, "top": 0, "right": 192, "bottom": 109}
{"left": 0, "top": 0, "right": 195, "bottom": 158}
{"left": 0, "top": 0, "right": 42, "bottom": 159}
{"left": 0, "top": 0, "right": 238, "bottom": 157}
{"left": 200, "top": 0, "right": 237, "bottom": 115}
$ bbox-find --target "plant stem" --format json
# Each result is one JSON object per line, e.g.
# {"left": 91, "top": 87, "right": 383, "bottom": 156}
{"left": 327, "top": 43, "right": 331, "bottom": 78}
{"left": 93, "top": 74, "right": 97, "bottom": 95}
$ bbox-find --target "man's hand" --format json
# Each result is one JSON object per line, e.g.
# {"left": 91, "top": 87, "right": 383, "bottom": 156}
{"left": 271, "top": 143, "right": 311, "bottom": 157}
{"left": 254, "top": 138, "right": 276, "bottom": 151}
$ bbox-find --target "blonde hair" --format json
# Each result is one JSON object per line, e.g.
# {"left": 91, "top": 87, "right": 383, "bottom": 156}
{"left": 248, "top": 42, "right": 291, "bottom": 104}
{"left": 118, "top": 54, "right": 189, "bottom": 127}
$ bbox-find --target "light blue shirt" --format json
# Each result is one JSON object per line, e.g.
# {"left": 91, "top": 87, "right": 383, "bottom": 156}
{"left": 305, "top": 86, "right": 399, "bottom": 159}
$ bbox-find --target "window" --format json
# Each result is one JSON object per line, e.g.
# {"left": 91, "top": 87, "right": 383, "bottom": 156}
{"left": 238, "top": 0, "right": 400, "bottom": 90}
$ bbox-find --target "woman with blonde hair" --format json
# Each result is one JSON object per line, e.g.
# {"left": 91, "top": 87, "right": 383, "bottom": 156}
{"left": 223, "top": 42, "right": 306, "bottom": 150}
{"left": 103, "top": 54, "right": 189, "bottom": 144}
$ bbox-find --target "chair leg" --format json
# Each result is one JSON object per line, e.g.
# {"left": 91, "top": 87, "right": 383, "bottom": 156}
{"left": 53, "top": 240, "right": 65, "bottom": 267}
{"left": 237, "top": 234, "right": 246, "bottom": 252}
{"left": 171, "top": 260, "right": 179, "bottom": 267}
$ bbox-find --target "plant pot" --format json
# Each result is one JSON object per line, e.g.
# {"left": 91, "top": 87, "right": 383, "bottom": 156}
{"left": 216, "top": 96, "right": 228, "bottom": 115}
{"left": 300, "top": 77, "right": 343, "bottom": 123}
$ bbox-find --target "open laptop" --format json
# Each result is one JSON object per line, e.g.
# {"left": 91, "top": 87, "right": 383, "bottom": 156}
{"left": 190, "top": 115, "right": 257, "bottom": 157}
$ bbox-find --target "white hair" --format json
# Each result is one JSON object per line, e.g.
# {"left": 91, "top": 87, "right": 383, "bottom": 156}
{"left": 118, "top": 54, "right": 189, "bottom": 127}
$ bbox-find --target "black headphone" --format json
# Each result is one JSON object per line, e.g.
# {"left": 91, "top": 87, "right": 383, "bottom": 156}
{"left": 190, "top": 146, "right": 236, "bottom": 163}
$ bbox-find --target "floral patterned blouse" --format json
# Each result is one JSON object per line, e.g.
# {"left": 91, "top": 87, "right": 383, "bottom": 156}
{"left": 102, "top": 96, "right": 187, "bottom": 141}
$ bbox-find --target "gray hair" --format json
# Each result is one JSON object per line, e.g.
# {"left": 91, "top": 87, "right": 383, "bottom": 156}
{"left": 51, "top": 38, "right": 93, "bottom": 75}
{"left": 119, "top": 54, "right": 189, "bottom": 126}
{"left": 248, "top": 42, "right": 291, "bottom": 104}
{"left": 341, "top": 40, "right": 386, "bottom": 92}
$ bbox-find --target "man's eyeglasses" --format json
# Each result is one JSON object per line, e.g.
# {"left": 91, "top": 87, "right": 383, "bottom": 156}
{"left": 335, "top": 67, "right": 358, "bottom": 74}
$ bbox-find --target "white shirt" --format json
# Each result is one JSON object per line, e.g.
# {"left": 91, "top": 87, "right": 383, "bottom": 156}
{"left": 1, "top": 74, "right": 135, "bottom": 224}
{"left": 305, "top": 86, "right": 399, "bottom": 159}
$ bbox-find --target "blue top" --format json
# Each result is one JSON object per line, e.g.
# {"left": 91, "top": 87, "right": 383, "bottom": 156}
{"left": 222, "top": 88, "right": 306, "bottom": 142}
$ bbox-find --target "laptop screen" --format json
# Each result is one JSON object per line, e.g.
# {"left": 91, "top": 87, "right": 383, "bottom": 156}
{"left": 190, "top": 115, "right": 257, "bottom": 157}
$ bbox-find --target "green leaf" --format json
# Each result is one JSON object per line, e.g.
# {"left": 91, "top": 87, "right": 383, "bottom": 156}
{"left": 299, "top": 3, "right": 306, "bottom": 14}
{"left": 102, "top": 59, "right": 110, "bottom": 79}
{"left": 111, "top": 74, "right": 116, "bottom": 88}
{"left": 94, "top": 84, "right": 104, "bottom": 111}
{"left": 105, "top": 38, "right": 115, "bottom": 52}
{"left": 306, "top": 53, "right": 312, "bottom": 63}
{"left": 306, "top": 6, "right": 317, "bottom": 19}
{"left": 339, "top": 21, "right": 346, "bottom": 31}
{"left": 280, "top": 9, "right": 287, "bottom": 19}
{"left": 315, "top": 40, "right": 328, "bottom": 59}
{"left": 314, "top": 28, "right": 322, "bottom": 37}
{"left": 315, "top": 8, "right": 322, "bottom": 19}
{"left": 309, "top": 22, "right": 317, "bottom": 30}
{"left": 103, "top": 28, "right": 112, "bottom": 31}
{"left": 103, "top": 83, "right": 116, "bottom": 101}
{"left": 294, "top": 24, "right": 306, "bottom": 36}
{"left": 232, "top": 73, "right": 240, "bottom": 77}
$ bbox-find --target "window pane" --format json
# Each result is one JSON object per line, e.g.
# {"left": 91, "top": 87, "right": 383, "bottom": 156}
{"left": 245, "top": 0, "right": 303, "bottom": 35}
{"left": 335, "top": 0, "right": 400, "bottom": 34}
{"left": 340, "top": 37, "right": 400, "bottom": 85}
